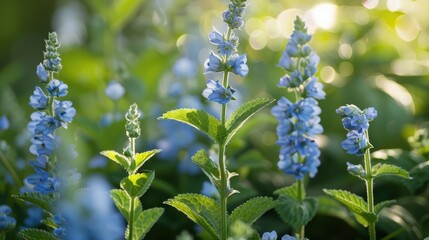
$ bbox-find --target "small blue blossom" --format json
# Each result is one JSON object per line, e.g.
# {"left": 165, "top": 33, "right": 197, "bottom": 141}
{"left": 25, "top": 169, "right": 60, "bottom": 194}
{"left": 47, "top": 79, "right": 68, "bottom": 97}
{"left": 305, "top": 78, "right": 325, "bottom": 99}
{"left": 341, "top": 130, "right": 368, "bottom": 156}
{"left": 222, "top": 0, "right": 247, "bottom": 29}
{"left": 346, "top": 162, "right": 366, "bottom": 178}
{"left": 262, "top": 230, "right": 277, "bottom": 240}
{"left": 23, "top": 207, "right": 43, "bottom": 227}
{"left": 208, "top": 28, "right": 224, "bottom": 45}
{"left": 0, "top": 205, "right": 16, "bottom": 232}
{"left": 53, "top": 214, "right": 66, "bottom": 237}
{"left": 336, "top": 105, "right": 377, "bottom": 133}
{"left": 204, "top": 51, "right": 224, "bottom": 73}
{"left": 173, "top": 57, "right": 197, "bottom": 78}
{"left": 105, "top": 80, "right": 125, "bottom": 100}
{"left": 271, "top": 97, "right": 294, "bottom": 120}
{"left": 202, "top": 80, "right": 233, "bottom": 104}
{"left": 29, "top": 155, "right": 49, "bottom": 170}
{"left": 29, "top": 133, "right": 56, "bottom": 156}
{"left": 30, "top": 86, "right": 49, "bottom": 110}
{"left": 54, "top": 100, "right": 76, "bottom": 125}
{"left": 228, "top": 54, "right": 248, "bottom": 77}
{"left": 0, "top": 115, "right": 9, "bottom": 131}
{"left": 36, "top": 63, "right": 48, "bottom": 82}
{"left": 364, "top": 107, "right": 378, "bottom": 121}
{"left": 281, "top": 234, "right": 297, "bottom": 240}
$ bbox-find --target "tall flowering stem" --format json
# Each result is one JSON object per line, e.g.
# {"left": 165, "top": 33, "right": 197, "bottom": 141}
{"left": 160, "top": 0, "right": 277, "bottom": 238}
{"left": 271, "top": 16, "right": 325, "bottom": 240}
{"left": 101, "top": 103, "right": 164, "bottom": 240}
{"left": 325, "top": 105, "right": 411, "bottom": 240}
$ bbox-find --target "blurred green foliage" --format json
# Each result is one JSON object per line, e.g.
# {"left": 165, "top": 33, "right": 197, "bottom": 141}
{"left": 1, "top": 0, "right": 429, "bottom": 239}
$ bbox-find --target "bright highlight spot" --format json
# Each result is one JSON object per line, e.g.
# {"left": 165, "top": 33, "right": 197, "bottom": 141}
{"left": 276, "top": 9, "right": 301, "bottom": 38}
{"left": 387, "top": 0, "right": 401, "bottom": 12}
{"left": 320, "top": 66, "right": 336, "bottom": 83}
{"left": 363, "top": 0, "right": 379, "bottom": 9}
{"left": 307, "top": 3, "right": 337, "bottom": 30}
{"left": 395, "top": 15, "right": 420, "bottom": 42}
{"left": 249, "top": 30, "right": 268, "bottom": 50}
{"left": 338, "top": 43, "right": 353, "bottom": 59}
{"left": 374, "top": 75, "right": 414, "bottom": 113}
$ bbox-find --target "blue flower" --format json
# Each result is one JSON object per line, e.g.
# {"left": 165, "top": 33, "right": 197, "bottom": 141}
{"left": 29, "top": 155, "right": 49, "bottom": 170}
{"left": 341, "top": 130, "right": 368, "bottom": 156}
{"left": 105, "top": 80, "right": 125, "bottom": 100}
{"left": 23, "top": 207, "right": 43, "bottom": 227}
{"left": 0, "top": 205, "right": 16, "bottom": 232}
{"left": 278, "top": 51, "right": 295, "bottom": 71}
{"left": 346, "top": 162, "right": 366, "bottom": 178}
{"left": 281, "top": 234, "right": 297, "bottom": 240}
{"left": 305, "top": 77, "right": 325, "bottom": 99}
{"left": 53, "top": 214, "right": 66, "bottom": 237}
{"left": 202, "top": 80, "right": 233, "bottom": 104}
{"left": 36, "top": 63, "right": 48, "bottom": 82}
{"left": 0, "top": 115, "right": 9, "bottom": 131}
{"left": 47, "top": 79, "right": 68, "bottom": 97}
{"left": 290, "top": 98, "right": 320, "bottom": 122}
{"left": 262, "top": 231, "right": 278, "bottom": 240}
{"left": 271, "top": 97, "right": 294, "bottom": 120}
{"left": 364, "top": 107, "right": 378, "bottom": 121}
{"left": 208, "top": 28, "right": 225, "bottom": 45}
{"left": 228, "top": 54, "right": 248, "bottom": 77}
{"left": 204, "top": 51, "right": 224, "bottom": 73}
{"left": 30, "top": 133, "right": 56, "bottom": 156}
{"left": 25, "top": 169, "right": 60, "bottom": 194}
{"left": 222, "top": 1, "right": 247, "bottom": 29}
{"left": 54, "top": 100, "right": 76, "bottom": 125}
{"left": 30, "top": 86, "right": 49, "bottom": 110}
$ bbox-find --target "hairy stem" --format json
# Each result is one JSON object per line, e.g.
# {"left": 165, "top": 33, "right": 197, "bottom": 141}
{"left": 128, "top": 136, "right": 136, "bottom": 240}
{"left": 364, "top": 130, "right": 376, "bottom": 240}
{"left": 297, "top": 179, "right": 306, "bottom": 239}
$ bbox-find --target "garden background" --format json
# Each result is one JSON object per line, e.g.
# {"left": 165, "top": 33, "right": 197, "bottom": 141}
{"left": 1, "top": 0, "right": 429, "bottom": 239}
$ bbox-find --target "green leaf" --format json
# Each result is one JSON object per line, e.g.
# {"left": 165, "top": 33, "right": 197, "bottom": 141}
{"left": 129, "top": 207, "right": 164, "bottom": 240}
{"left": 100, "top": 150, "right": 129, "bottom": 170}
{"left": 120, "top": 171, "right": 154, "bottom": 198}
{"left": 275, "top": 196, "right": 318, "bottom": 231}
{"left": 191, "top": 150, "right": 219, "bottom": 183}
{"left": 18, "top": 228, "right": 57, "bottom": 240}
{"left": 274, "top": 182, "right": 301, "bottom": 201}
{"left": 133, "top": 149, "right": 161, "bottom": 172}
{"left": 229, "top": 196, "right": 278, "bottom": 227}
{"left": 110, "top": 189, "right": 142, "bottom": 221}
{"left": 13, "top": 192, "right": 55, "bottom": 214}
{"left": 372, "top": 163, "right": 411, "bottom": 179}
{"left": 225, "top": 98, "right": 274, "bottom": 144}
{"left": 324, "top": 189, "right": 376, "bottom": 227}
{"left": 164, "top": 193, "right": 221, "bottom": 239}
{"left": 108, "top": 0, "right": 145, "bottom": 31}
{"left": 374, "top": 200, "right": 396, "bottom": 215}
{"left": 159, "top": 108, "right": 226, "bottom": 143}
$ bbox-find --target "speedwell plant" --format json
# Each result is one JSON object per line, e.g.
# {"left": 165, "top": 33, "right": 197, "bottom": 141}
{"left": 159, "top": 0, "right": 277, "bottom": 239}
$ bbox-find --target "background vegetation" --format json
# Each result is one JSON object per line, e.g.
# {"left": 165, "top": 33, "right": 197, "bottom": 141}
{"left": 1, "top": 0, "right": 428, "bottom": 239}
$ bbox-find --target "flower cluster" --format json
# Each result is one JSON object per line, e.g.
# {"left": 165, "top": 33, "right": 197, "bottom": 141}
{"left": 25, "top": 32, "right": 76, "bottom": 195}
{"left": 0, "top": 205, "right": 15, "bottom": 233}
{"left": 202, "top": 0, "right": 248, "bottom": 105}
{"left": 336, "top": 104, "right": 377, "bottom": 156}
{"left": 272, "top": 16, "right": 325, "bottom": 180}
{"left": 262, "top": 231, "right": 297, "bottom": 240}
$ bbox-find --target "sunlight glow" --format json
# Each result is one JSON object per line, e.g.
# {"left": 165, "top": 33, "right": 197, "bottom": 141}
{"left": 374, "top": 75, "right": 415, "bottom": 113}
{"left": 395, "top": 15, "right": 420, "bottom": 42}
{"left": 306, "top": 3, "right": 337, "bottom": 30}
{"left": 387, "top": 0, "right": 401, "bottom": 12}
{"left": 249, "top": 30, "right": 267, "bottom": 50}
{"left": 338, "top": 43, "right": 353, "bottom": 59}
{"left": 363, "top": 0, "right": 379, "bottom": 9}
{"left": 276, "top": 9, "right": 301, "bottom": 38}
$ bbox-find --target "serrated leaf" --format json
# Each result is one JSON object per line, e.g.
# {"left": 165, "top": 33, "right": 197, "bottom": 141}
{"left": 108, "top": 0, "right": 145, "bottom": 31}
{"left": 274, "top": 182, "right": 301, "bottom": 201}
{"left": 230, "top": 196, "right": 278, "bottom": 227}
{"left": 225, "top": 98, "right": 274, "bottom": 144}
{"left": 159, "top": 108, "right": 226, "bottom": 143}
{"left": 18, "top": 228, "right": 57, "bottom": 240}
{"left": 324, "top": 189, "right": 376, "bottom": 227}
{"left": 164, "top": 193, "right": 221, "bottom": 239}
{"left": 100, "top": 150, "right": 129, "bottom": 170}
{"left": 133, "top": 149, "right": 161, "bottom": 173}
{"left": 372, "top": 163, "right": 411, "bottom": 179}
{"left": 128, "top": 207, "right": 164, "bottom": 240}
{"left": 110, "top": 189, "right": 142, "bottom": 221}
{"left": 41, "top": 216, "right": 57, "bottom": 229}
{"left": 374, "top": 200, "right": 396, "bottom": 215}
{"left": 275, "top": 196, "right": 318, "bottom": 230}
{"left": 192, "top": 150, "right": 219, "bottom": 183}
{"left": 13, "top": 193, "right": 55, "bottom": 214}
{"left": 120, "top": 172, "right": 154, "bottom": 198}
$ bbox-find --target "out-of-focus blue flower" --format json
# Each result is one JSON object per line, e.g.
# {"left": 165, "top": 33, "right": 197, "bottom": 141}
{"left": 53, "top": 214, "right": 66, "bottom": 237}
{"left": 228, "top": 54, "right": 248, "bottom": 77}
{"left": 47, "top": 79, "right": 68, "bottom": 97}
{"left": 281, "top": 234, "right": 297, "bottom": 240}
{"left": 204, "top": 51, "right": 224, "bottom": 73}
{"left": 29, "top": 155, "right": 49, "bottom": 170}
{"left": 202, "top": 80, "right": 233, "bottom": 104}
{"left": 0, "top": 205, "right": 16, "bottom": 232}
{"left": 178, "top": 144, "right": 204, "bottom": 175}
{"left": 105, "top": 81, "right": 125, "bottom": 100}
{"left": 201, "top": 181, "right": 218, "bottom": 197}
{"left": 0, "top": 115, "right": 9, "bottom": 131}
{"left": 54, "top": 100, "right": 76, "bottom": 125}
{"left": 36, "top": 63, "right": 49, "bottom": 82}
{"left": 88, "top": 155, "right": 107, "bottom": 169}
{"left": 262, "top": 230, "right": 277, "bottom": 240}
{"left": 30, "top": 87, "right": 49, "bottom": 110}
{"left": 173, "top": 57, "right": 197, "bottom": 78}
{"left": 341, "top": 130, "right": 369, "bottom": 156}
{"left": 23, "top": 207, "right": 43, "bottom": 227}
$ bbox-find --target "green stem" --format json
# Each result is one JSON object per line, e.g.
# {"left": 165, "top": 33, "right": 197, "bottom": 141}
{"left": 219, "top": 27, "right": 233, "bottom": 240}
{"left": 364, "top": 130, "right": 376, "bottom": 240}
{"left": 0, "top": 152, "right": 22, "bottom": 187}
{"left": 129, "top": 196, "right": 135, "bottom": 240}
{"left": 296, "top": 179, "right": 305, "bottom": 239}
